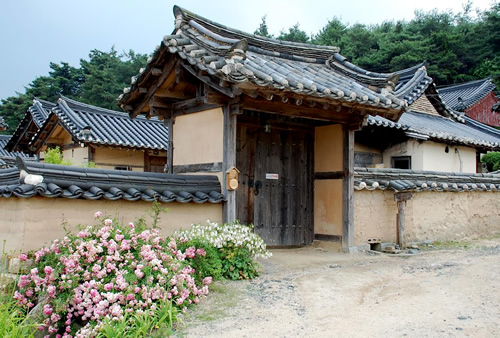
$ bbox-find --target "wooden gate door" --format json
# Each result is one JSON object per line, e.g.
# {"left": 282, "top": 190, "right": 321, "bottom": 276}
{"left": 236, "top": 121, "right": 314, "bottom": 246}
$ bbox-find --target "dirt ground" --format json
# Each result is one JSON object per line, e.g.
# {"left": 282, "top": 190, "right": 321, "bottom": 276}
{"left": 177, "top": 237, "right": 500, "bottom": 338}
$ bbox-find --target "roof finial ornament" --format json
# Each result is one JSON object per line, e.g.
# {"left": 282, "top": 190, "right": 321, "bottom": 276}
{"left": 227, "top": 39, "right": 248, "bottom": 61}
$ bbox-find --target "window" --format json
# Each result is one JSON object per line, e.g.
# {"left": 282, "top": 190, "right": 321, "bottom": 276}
{"left": 114, "top": 165, "right": 132, "bottom": 171}
{"left": 391, "top": 156, "right": 411, "bottom": 169}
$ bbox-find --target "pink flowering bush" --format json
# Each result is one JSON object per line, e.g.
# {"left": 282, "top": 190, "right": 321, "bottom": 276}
{"left": 176, "top": 221, "right": 272, "bottom": 280}
{"left": 14, "top": 212, "right": 211, "bottom": 337}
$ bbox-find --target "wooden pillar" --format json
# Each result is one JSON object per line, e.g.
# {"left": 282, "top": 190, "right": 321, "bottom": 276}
{"left": 223, "top": 103, "right": 238, "bottom": 223}
{"left": 342, "top": 126, "right": 355, "bottom": 249}
{"left": 165, "top": 111, "right": 174, "bottom": 174}
{"left": 397, "top": 201, "right": 406, "bottom": 249}
{"left": 394, "top": 192, "right": 413, "bottom": 249}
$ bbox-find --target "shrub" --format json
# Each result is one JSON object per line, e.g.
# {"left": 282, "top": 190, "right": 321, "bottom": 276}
{"left": 177, "top": 238, "right": 223, "bottom": 281}
{"left": 13, "top": 213, "right": 211, "bottom": 336}
{"left": 44, "top": 147, "right": 72, "bottom": 166}
{"left": 175, "top": 221, "right": 271, "bottom": 280}
{"left": 481, "top": 152, "right": 500, "bottom": 172}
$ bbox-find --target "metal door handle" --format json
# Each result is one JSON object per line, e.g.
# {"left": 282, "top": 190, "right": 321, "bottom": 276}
{"left": 254, "top": 180, "right": 262, "bottom": 195}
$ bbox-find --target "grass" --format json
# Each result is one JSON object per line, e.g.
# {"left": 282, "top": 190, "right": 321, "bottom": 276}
{"left": 183, "top": 281, "right": 241, "bottom": 323}
{"left": 420, "top": 234, "right": 500, "bottom": 251}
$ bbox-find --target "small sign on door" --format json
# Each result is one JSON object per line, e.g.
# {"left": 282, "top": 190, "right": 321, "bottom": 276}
{"left": 265, "top": 173, "right": 279, "bottom": 180}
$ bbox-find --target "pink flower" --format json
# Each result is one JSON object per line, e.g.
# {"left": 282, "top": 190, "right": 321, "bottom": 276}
{"left": 203, "top": 276, "right": 213, "bottom": 285}
{"left": 43, "top": 304, "right": 53, "bottom": 316}
{"left": 196, "top": 248, "right": 206, "bottom": 256}
{"left": 103, "top": 282, "right": 114, "bottom": 291}
{"left": 44, "top": 266, "right": 54, "bottom": 275}
{"left": 47, "top": 285, "right": 56, "bottom": 298}
{"left": 94, "top": 211, "right": 103, "bottom": 218}
{"left": 128, "top": 222, "right": 135, "bottom": 228}
{"left": 19, "top": 253, "right": 28, "bottom": 261}
{"left": 135, "top": 269, "right": 144, "bottom": 279}
{"left": 104, "top": 219, "right": 113, "bottom": 226}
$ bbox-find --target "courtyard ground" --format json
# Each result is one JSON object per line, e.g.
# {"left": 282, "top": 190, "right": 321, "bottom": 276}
{"left": 178, "top": 237, "right": 500, "bottom": 337}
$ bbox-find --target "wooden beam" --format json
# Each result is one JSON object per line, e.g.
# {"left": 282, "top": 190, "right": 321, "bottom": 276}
{"left": 203, "top": 88, "right": 231, "bottom": 105}
{"left": 173, "top": 162, "right": 223, "bottom": 174}
{"left": 222, "top": 102, "right": 238, "bottom": 223}
{"left": 239, "top": 96, "right": 354, "bottom": 123}
{"left": 172, "top": 97, "right": 204, "bottom": 111}
{"left": 181, "top": 63, "right": 236, "bottom": 98}
{"left": 130, "top": 58, "right": 177, "bottom": 118}
{"left": 151, "top": 68, "right": 162, "bottom": 76}
{"left": 314, "top": 171, "right": 344, "bottom": 180}
{"left": 165, "top": 112, "right": 174, "bottom": 174}
{"left": 342, "top": 126, "right": 355, "bottom": 250}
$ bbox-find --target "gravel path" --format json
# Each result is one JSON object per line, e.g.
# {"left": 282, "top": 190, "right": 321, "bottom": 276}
{"left": 177, "top": 238, "right": 500, "bottom": 337}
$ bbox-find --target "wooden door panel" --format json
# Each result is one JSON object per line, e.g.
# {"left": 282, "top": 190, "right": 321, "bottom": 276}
{"left": 237, "top": 122, "right": 313, "bottom": 246}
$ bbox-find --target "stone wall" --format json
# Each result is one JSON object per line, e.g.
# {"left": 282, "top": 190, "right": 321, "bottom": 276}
{"left": 354, "top": 189, "right": 500, "bottom": 245}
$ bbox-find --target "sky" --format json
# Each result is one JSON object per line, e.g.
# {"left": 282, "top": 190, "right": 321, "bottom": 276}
{"left": 0, "top": 0, "right": 496, "bottom": 101}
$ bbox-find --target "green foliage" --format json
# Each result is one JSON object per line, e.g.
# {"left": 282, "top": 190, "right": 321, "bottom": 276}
{"left": 175, "top": 221, "right": 271, "bottom": 280}
{"left": 276, "top": 2, "right": 500, "bottom": 87}
{"left": 0, "top": 48, "right": 147, "bottom": 134}
{"left": 0, "top": 294, "right": 39, "bottom": 338}
{"left": 97, "top": 298, "right": 178, "bottom": 337}
{"left": 219, "top": 247, "right": 259, "bottom": 280}
{"left": 254, "top": 16, "right": 273, "bottom": 38}
{"left": 79, "top": 48, "right": 147, "bottom": 110}
{"left": 178, "top": 238, "right": 223, "bottom": 281}
{"left": 481, "top": 152, "right": 500, "bottom": 172}
{"left": 278, "top": 23, "right": 310, "bottom": 43}
{"left": 43, "top": 147, "right": 72, "bottom": 166}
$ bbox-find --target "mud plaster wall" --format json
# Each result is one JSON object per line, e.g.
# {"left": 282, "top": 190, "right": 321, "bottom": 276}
{"left": 0, "top": 198, "right": 222, "bottom": 253}
{"left": 94, "top": 147, "right": 145, "bottom": 171}
{"left": 314, "top": 124, "right": 343, "bottom": 236}
{"left": 354, "top": 190, "right": 500, "bottom": 245}
{"left": 173, "top": 108, "right": 224, "bottom": 166}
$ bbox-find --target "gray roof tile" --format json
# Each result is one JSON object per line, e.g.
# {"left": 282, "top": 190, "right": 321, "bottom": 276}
{"left": 118, "top": 6, "right": 408, "bottom": 114}
{"left": 0, "top": 157, "right": 224, "bottom": 203}
{"left": 355, "top": 167, "right": 500, "bottom": 192}
{"left": 31, "top": 97, "right": 168, "bottom": 151}
{"left": 438, "top": 78, "right": 497, "bottom": 111}
{"left": 366, "top": 111, "right": 500, "bottom": 149}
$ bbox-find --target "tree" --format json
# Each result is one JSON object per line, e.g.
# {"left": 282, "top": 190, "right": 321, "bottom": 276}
{"left": 0, "top": 48, "right": 147, "bottom": 134}
{"left": 277, "top": 23, "right": 310, "bottom": 43}
{"left": 79, "top": 48, "right": 147, "bottom": 110}
{"left": 254, "top": 16, "right": 273, "bottom": 38}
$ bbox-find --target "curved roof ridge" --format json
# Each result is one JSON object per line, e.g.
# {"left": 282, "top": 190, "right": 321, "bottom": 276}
{"left": 394, "top": 65, "right": 432, "bottom": 104}
{"left": 60, "top": 96, "right": 160, "bottom": 122}
{"left": 437, "top": 77, "right": 492, "bottom": 92}
{"left": 173, "top": 5, "right": 339, "bottom": 59}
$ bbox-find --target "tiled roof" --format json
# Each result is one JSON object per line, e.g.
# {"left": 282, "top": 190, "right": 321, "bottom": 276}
{"left": 355, "top": 167, "right": 500, "bottom": 192}
{"left": 118, "top": 6, "right": 407, "bottom": 117}
{"left": 393, "top": 62, "right": 432, "bottom": 105}
{"left": 438, "top": 78, "right": 497, "bottom": 111}
{"left": 5, "top": 98, "right": 55, "bottom": 152}
{"left": 30, "top": 96, "right": 169, "bottom": 152}
{"left": 392, "top": 63, "right": 464, "bottom": 122}
{"left": 0, "top": 157, "right": 224, "bottom": 203}
{"left": 366, "top": 111, "right": 500, "bottom": 149}
{"left": 0, "top": 135, "right": 33, "bottom": 165}
{"left": 30, "top": 98, "right": 54, "bottom": 127}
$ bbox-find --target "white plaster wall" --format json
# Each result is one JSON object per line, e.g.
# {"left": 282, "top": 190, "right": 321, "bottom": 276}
{"left": 383, "top": 139, "right": 425, "bottom": 169}
{"left": 421, "top": 142, "right": 476, "bottom": 173}
{"left": 383, "top": 140, "right": 476, "bottom": 172}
